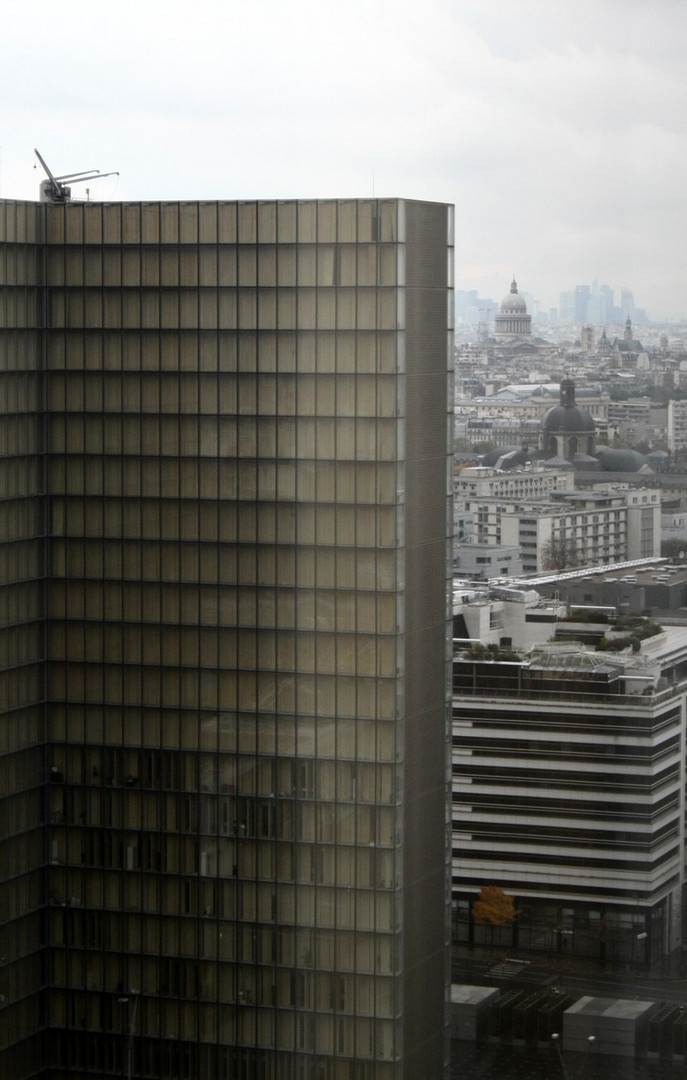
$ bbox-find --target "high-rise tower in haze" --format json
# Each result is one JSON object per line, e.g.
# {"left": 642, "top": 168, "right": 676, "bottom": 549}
{"left": 0, "top": 195, "right": 453, "bottom": 1079}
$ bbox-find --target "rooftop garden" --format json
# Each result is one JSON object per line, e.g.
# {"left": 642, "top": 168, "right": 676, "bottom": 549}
{"left": 595, "top": 617, "right": 663, "bottom": 653}
{"left": 461, "top": 642, "right": 523, "bottom": 663}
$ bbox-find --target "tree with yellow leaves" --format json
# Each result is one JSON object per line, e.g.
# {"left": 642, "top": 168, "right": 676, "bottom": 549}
{"left": 472, "top": 885, "right": 518, "bottom": 945}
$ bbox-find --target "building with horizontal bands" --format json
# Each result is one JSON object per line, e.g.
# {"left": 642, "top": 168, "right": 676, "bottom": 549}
{"left": 0, "top": 195, "right": 453, "bottom": 1080}
{"left": 452, "top": 615, "right": 687, "bottom": 969}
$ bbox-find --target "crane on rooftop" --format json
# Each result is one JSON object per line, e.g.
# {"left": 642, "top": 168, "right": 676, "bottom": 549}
{"left": 34, "top": 148, "right": 119, "bottom": 203}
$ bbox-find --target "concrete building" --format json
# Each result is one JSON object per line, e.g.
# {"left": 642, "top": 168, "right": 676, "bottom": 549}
{"left": 455, "top": 414, "right": 542, "bottom": 450}
{"left": 661, "top": 511, "right": 687, "bottom": 546}
{"left": 580, "top": 325, "right": 595, "bottom": 353}
{"left": 452, "top": 583, "right": 566, "bottom": 647}
{"left": 0, "top": 195, "right": 453, "bottom": 1079}
{"left": 455, "top": 485, "right": 660, "bottom": 574}
{"left": 452, "top": 618, "right": 687, "bottom": 969}
{"left": 667, "top": 399, "right": 687, "bottom": 453}
{"left": 462, "top": 383, "right": 610, "bottom": 426}
{"left": 524, "top": 559, "right": 687, "bottom": 616}
{"left": 607, "top": 398, "right": 651, "bottom": 430}
{"left": 452, "top": 545, "right": 523, "bottom": 581}
{"left": 454, "top": 465, "right": 574, "bottom": 502}
{"left": 605, "top": 398, "right": 668, "bottom": 451}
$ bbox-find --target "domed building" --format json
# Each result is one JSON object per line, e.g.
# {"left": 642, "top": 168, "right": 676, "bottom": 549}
{"left": 478, "top": 378, "right": 653, "bottom": 477}
{"left": 541, "top": 377, "right": 596, "bottom": 460}
{"left": 494, "top": 278, "right": 532, "bottom": 339}
{"left": 593, "top": 446, "right": 653, "bottom": 474}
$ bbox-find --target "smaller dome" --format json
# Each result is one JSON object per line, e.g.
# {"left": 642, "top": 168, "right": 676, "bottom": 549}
{"left": 542, "top": 405, "right": 596, "bottom": 434}
{"left": 541, "top": 378, "right": 596, "bottom": 434}
{"left": 594, "top": 446, "right": 650, "bottom": 473}
{"left": 494, "top": 448, "right": 530, "bottom": 469}
{"left": 480, "top": 445, "right": 520, "bottom": 467}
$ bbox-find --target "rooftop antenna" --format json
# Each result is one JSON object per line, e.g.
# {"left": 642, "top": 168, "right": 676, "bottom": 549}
{"left": 34, "top": 148, "right": 119, "bottom": 204}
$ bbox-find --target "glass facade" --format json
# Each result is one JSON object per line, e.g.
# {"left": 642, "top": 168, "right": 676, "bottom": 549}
{"left": 0, "top": 198, "right": 453, "bottom": 1079}
{"left": 0, "top": 199, "right": 46, "bottom": 1080}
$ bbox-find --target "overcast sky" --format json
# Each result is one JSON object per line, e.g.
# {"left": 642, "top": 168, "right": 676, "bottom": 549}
{"left": 3, "top": 0, "right": 686, "bottom": 319}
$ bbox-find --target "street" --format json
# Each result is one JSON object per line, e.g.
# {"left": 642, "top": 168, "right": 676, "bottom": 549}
{"left": 453, "top": 954, "right": 687, "bottom": 1006}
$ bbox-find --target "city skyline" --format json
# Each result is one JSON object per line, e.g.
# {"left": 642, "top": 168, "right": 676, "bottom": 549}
{"left": 2, "top": 0, "right": 687, "bottom": 317}
{"left": 457, "top": 277, "right": 651, "bottom": 326}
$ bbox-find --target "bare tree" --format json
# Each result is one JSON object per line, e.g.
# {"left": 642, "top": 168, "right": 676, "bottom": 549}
{"left": 540, "top": 532, "right": 580, "bottom": 571}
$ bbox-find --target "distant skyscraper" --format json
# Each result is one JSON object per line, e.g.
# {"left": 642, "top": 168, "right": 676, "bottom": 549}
{"left": 599, "top": 284, "right": 614, "bottom": 324}
{"left": 574, "top": 284, "right": 590, "bottom": 324}
{"left": 0, "top": 196, "right": 453, "bottom": 1079}
{"left": 558, "top": 291, "right": 574, "bottom": 322}
{"left": 621, "top": 287, "right": 635, "bottom": 319}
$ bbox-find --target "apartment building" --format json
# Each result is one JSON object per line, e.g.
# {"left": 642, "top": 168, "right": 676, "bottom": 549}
{"left": 454, "top": 465, "right": 574, "bottom": 502}
{"left": 668, "top": 399, "right": 687, "bottom": 453}
{"left": 455, "top": 487, "right": 660, "bottom": 574}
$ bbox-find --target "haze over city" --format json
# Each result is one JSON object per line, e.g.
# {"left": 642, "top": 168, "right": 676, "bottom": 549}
{"left": 2, "top": 0, "right": 687, "bottom": 319}
{"left": 6, "top": 3, "right": 687, "bottom": 1077}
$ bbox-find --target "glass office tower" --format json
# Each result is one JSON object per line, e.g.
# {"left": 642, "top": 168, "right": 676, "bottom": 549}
{"left": 0, "top": 197, "right": 453, "bottom": 1079}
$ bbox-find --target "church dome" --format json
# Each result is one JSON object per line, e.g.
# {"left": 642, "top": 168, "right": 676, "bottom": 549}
{"left": 541, "top": 378, "right": 596, "bottom": 434}
{"left": 542, "top": 404, "right": 596, "bottom": 434}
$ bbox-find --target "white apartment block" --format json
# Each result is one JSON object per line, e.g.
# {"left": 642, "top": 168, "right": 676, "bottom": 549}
{"left": 668, "top": 399, "right": 687, "bottom": 452}
{"left": 455, "top": 486, "right": 660, "bottom": 574}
